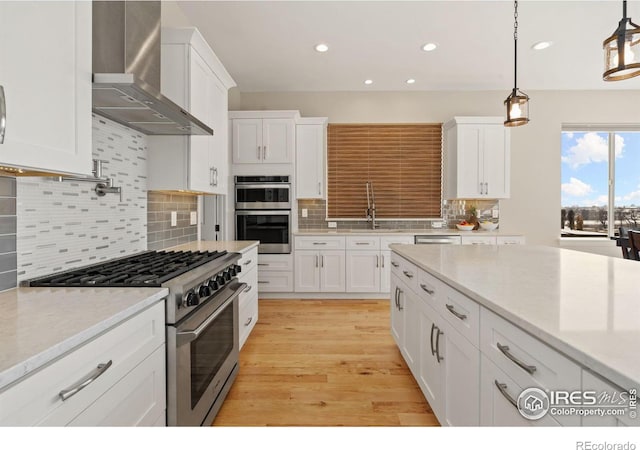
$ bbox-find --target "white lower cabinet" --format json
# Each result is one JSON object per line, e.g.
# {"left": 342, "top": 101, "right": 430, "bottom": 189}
{"left": 294, "top": 250, "right": 346, "bottom": 292}
{"left": 0, "top": 302, "right": 166, "bottom": 426}
{"left": 237, "top": 246, "right": 259, "bottom": 349}
{"left": 418, "top": 299, "right": 445, "bottom": 419}
{"left": 258, "top": 254, "right": 294, "bottom": 293}
{"left": 346, "top": 250, "right": 381, "bottom": 293}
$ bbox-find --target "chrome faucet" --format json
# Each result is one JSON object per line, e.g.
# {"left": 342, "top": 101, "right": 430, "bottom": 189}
{"left": 58, "top": 159, "right": 123, "bottom": 202}
{"left": 366, "top": 182, "right": 379, "bottom": 230}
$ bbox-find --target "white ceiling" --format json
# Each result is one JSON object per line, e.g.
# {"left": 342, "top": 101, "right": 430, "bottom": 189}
{"left": 175, "top": 0, "right": 640, "bottom": 92}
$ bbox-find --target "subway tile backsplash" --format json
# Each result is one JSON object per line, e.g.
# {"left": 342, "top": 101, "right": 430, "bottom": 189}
{"left": 16, "top": 116, "right": 148, "bottom": 282}
{"left": 147, "top": 192, "right": 198, "bottom": 250}
{"left": 0, "top": 177, "right": 17, "bottom": 291}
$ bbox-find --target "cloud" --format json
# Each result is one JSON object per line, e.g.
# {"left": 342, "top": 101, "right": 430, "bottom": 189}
{"left": 561, "top": 132, "right": 625, "bottom": 169}
{"left": 565, "top": 132, "right": 574, "bottom": 139}
{"left": 561, "top": 177, "right": 593, "bottom": 197}
{"left": 618, "top": 186, "right": 640, "bottom": 206}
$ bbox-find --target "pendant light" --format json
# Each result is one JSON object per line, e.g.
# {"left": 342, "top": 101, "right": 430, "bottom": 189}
{"left": 504, "top": 0, "right": 530, "bottom": 127}
{"left": 603, "top": 0, "right": 640, "bottom": 81}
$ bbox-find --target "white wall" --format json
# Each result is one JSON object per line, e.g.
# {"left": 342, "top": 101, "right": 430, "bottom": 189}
{"left": 161, "top": 1, "right": 193, "bottom": 28}
{"left": 232, "top": 90, "right": 640, "bottom": 247}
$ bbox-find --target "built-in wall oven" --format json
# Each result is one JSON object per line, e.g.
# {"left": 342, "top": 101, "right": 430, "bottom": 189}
{"left": 235, "top": 176, "right": 291, "bottom": 254}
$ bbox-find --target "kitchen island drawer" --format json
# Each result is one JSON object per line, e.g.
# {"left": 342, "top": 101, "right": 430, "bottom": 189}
{"left": 237, "top": 247, "right": 258, "bottom": 274}
{"left": 480, "top": 308, "right": 581, "bottom": 425}
{"left": 438, "top": 284, "right": 480, "bottom": 347}
{"left": 0, "top": 301, "right": 165, "bottom": 426}
{"left": 390, "top": 254, "right": 418, "bottom": 292}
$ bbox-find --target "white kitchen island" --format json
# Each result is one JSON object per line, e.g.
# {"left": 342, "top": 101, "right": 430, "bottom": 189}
{"left": 390, "top": 244, "right": 640, "bottom": 426}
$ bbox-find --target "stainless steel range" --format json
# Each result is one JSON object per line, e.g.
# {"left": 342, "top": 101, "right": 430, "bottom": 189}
{"left": 26, "top": 250, "right": 246, "bottom": 427}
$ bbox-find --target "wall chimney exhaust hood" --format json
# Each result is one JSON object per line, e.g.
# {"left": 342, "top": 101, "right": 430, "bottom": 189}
{"left": 92, "top": 1, "right": 213, "bottom": 136}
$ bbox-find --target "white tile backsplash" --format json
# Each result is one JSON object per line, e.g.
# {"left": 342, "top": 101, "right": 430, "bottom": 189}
{"left": 16, "top": 116, "right": 148, "bottom": 281}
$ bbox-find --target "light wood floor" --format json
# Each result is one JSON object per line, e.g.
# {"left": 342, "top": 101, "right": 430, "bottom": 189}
{"left": 213, "top": 299, "right": 439, "bottom": 426}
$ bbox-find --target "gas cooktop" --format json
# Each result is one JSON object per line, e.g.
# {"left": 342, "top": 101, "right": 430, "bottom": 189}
{"left": 27, "top": 250, "right": 229, "bottom": 288}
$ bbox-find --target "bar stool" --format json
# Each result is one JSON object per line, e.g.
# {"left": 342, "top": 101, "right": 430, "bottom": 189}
{"left": 628, "top": 230, "right": 640, "bottom": 261}
{"left": 619, "top": 227, "right": 631, "bottom": 259}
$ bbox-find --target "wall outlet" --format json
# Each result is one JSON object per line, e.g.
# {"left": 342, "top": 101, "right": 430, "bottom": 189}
{"left": 328, "top": 221, "right": 337, "bottom": 228}
{"left": 492, "top": 209, "right": 499, "bottom": 219}
{"left": 190, "top": 211, "right": 197, "bottom": 225}
{"left": 432, "top": 221, "right": 443, "bottom": 229}
{"left": 301, "top": 208, "right": 308, "bottom": 218}
{"left": 171, "top": 211, "right": 177, "bottom": 227}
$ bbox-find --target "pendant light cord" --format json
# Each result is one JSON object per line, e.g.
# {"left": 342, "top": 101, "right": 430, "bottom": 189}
{"left": 513, "top": 0, "right": 519, "bottom": 91}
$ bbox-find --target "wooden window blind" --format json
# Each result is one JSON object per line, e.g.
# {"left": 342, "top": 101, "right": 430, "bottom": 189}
{"left": 327, "top": 123, "right": 442, "bottom": 219}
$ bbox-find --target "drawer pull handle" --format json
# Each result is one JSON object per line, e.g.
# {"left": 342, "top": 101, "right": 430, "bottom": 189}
{"left": 244, "top": 317, "right": 253, "bottom": 326}
{"left": 403, "top": 270, "right": 413, "bottom": 279}
{"left": 445, "top": 304, "right": 467, "bottom": 321}
{"left": 420, "top": 284, "right": 435, "bottom": 295}
{"left": 355, "top": 242, "right": 369, "bottom": 245}
{"left": 258, "top": 280, "right": 270, "bottom": 284}
{"left": 244, "top": 285, "right": 252, "bottom": 293}
{"left": 435, "top": 328, "right": 444, "bottom": 363}
{"left": 313, "top": 242, "right": 327, "bottom": 245}
{"left": 397, "top": 288, "right": 404, "bottom": 311}
{"left": 59, "top": 360, "right": 113, "bottom": 401}
{"left": 494, "top": 380, "right": 518, "bottom": 409}
{"left": 391, "top": 261, "right": 399, "bottom": 268}
{"left": 497, "top": 343, "right": 537, "bottom": 374}
{"left": 257, "top": 263, "right": 269, "bottom": 266}
{"left": 243, "top": 259, "right": 252, "bottom": 266}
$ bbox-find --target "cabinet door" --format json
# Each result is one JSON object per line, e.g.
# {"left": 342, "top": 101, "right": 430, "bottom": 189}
{"left": 208, "top": 73, "right": 229, "bottom": 195}
{"left": 456, "top": 125, "right": 483, "bottom": 198}
{"left": 482, "top": 124, "right": 510, "bottom": 198}
{"left": 441, "top": 323, "right": 480, "bottom": 426}
{"left": 188, "top": 48, "right": 214, "bottom": 192}
{"left": 0, "top": 1, "right": 92, "bottom": 175}
{"left": 233, "top": 119, "right": 262, "bottom": 164}
{"left": 262, "top": 119, "right": 293, "bottom": 163}
{"left": 296, "top": 124, "right": 324, "bottom": 198}
{"left": 401, "top": 288, "right": 420, "bottom": 376}
{"left": 418, "top": 301, "right": 444, "bottom": 419}
{"left": 380, "top": 251, "right": 391, "bottom": 293}
{"left": 294, "top": 251, "right": 320, "bottom": 292}
{"left": 319, "top": 250, "right": 346, "bottom": 292}
{"left": 390, "top": 274, "right": 404, "bottom": 347}
{"left": 346, "top": 250, "right": 380, "bottom": 293}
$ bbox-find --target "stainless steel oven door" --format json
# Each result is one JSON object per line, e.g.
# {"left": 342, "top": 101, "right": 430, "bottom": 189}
{"left": 166, "top": 281, "right": 246, "bottom": 426}
{"left": 235, "top": 210, "right": 291, "bottom": 254}
{"left": 235, "top": 183, "right": 291, "bottom": 210}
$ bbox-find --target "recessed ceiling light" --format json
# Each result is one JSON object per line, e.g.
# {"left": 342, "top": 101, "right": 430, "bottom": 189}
{"left": 422, "top": 43, "right": 437, "bottom": 52}
{"left": 364, "top": 79, "right": 373, "bottom": 85}
{"left": 315, "top": 43, "right": 329, "bottom": 53}
{"left": 406, "top": 79, "right": 416, "bottom": 84}
{"left": 532, "top": 41, "right": 553, "bottom": 50}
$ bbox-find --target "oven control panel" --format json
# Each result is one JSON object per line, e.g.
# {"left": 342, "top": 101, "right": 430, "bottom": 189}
{"left": 180, "top": 264, "right": 242, "bottom": 309}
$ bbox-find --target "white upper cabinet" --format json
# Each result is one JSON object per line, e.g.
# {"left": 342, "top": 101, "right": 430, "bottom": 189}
{"left": 443, "top": 117, "right": 510, "bottom": 199}
{"left": 148, "top": 28, "right": 235, "bottom": 194}
{"left": 231, "top": 111, "right": 298, "bottom": 165}
{"left": 296, "top": 118, "right": 327, "bottom": 199}
{"left": 0, "top": 1, "right": 92, "bottom": 176}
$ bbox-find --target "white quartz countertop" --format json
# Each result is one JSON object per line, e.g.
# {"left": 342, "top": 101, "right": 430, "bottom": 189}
{"left": 294, "top": 229, "right": 523, "bottom": 236}
{"left": 389, "top": 244, "right": 640, "bottom": 389}
{"left": 166, "top": 240, "right": 259, "bottom": 254}
{"left": 0, "top": 286, "right": 168, "bottom": 392}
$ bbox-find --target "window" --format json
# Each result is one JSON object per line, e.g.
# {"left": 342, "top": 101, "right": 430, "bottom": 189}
{"left": 327, "top": 124, "right": 442, "bottom": 219}
{"left": 561, "top": 129, "right": 640, "bottom": 237}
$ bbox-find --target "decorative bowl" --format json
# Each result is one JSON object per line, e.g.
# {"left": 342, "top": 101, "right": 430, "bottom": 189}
{"left": 456, "top": 224, "right": 475, "bottom": 231}
{"left": 479, "top": 221, "right": 499, "bottom": 231}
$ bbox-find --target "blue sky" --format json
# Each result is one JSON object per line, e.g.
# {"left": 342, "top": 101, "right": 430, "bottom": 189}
{"left": 561, "top": 131, "right": 640, "bottom": 208}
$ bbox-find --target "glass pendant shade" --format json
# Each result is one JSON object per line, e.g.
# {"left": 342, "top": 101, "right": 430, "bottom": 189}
{"left": 504, "top": 88, "right": 530, "bottom": 127}
{"left": 603, "top": 1, "right": 640, "bottom": 81}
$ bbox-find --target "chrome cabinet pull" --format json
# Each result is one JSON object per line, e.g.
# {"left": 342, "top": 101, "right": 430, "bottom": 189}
{"left": 243, "top": 259, "right": 252, "bottom": 266}
{"left": 0, "top": 86, "right": 5, "bottom": 144}
{"left": 59, "top": 360, "right": 113, "bottom": 401}
{"left": 257, "top": 146, "right": 261, "bottom": 159}
{"left": 479, "top": 182, "right": 483, "bottom": 195}
{"left": 213, "top": 167, "right": 218, "bottom": 186}
{"left": 446, "top": 304, "right": 467, "bottom": 321}
{"left": 381, "top": 254, "right": 384, "bottom": 268}
{"left": 210, "top": 167, "right": 215, "bottom": 186}
{"left": 313, "top": 242, "right": 327, "bottom": 245}
{"left": 485, "top": 182, "right": 489, "bottom": 195}
{"left": 497, "top": 343, "right": 537, "bottom": 374}
{"left": 355, "top": 242, "right": 369, "bottom": 245}
{"left": 244, "top": 285, "right": 252, "bottom": 293}
{"left": 257, "top": 280, "right": 270, "bottom": 284}
{"left": 318, "top": 181, "right": 321, "bottom": 195}
{"left": 420, "top": 283, "right": 435, "bottom": 295}
{"left": 494, "top": 380, "right": 518, "bottom": 409}
{"left": 263, "top": 145, "right": 267, "bottom": 159}
{"left": 435, "top": 328, "right": 443, "bottom": 362}
{"left": 244, "top": 317, "right": 253, "bottom": 326}
{"left": 376, "top": 254, "right": 379, "bottom": 268}
{"left": 403, "top": 270, "right": 413, "bottom": 279}
{"left": 321, "top": 255, "right": 324, "bottom": 267}
{"left": 315, "top": 254, "right": 318, "bottom": 268}
{"left": 430, "top": 323, "right": 436, "bottom": 356}
{"left": 397, "top": 288, "right": 403, "bottom": 311}
{"left": 391, "top": 261, "right": 399, "bottom": 268}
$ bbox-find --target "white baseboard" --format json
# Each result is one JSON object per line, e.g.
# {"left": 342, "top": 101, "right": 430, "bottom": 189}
{"left": 258, "top": 292, "right": 389, "bottom": 300}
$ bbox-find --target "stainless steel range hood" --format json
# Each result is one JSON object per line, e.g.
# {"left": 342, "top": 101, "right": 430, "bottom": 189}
{"left": 92, "top": 1, "right": 213, "bottom": 136}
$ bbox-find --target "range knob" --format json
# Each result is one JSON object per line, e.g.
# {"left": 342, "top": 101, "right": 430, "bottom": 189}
{"left": 184, "top": 291, "right": 199, "bottom": 307}
{"left": 216, "top": 274, "right": 226, "bottom": 286}
{"left": 198, "top": 284, "right": 212, "bottom": 298}
{"left": 223, "top": 270, "right": 232, "bottom": 281}
{"left": 234, "top": 264, "right": 242, "bottom": 274}
{"left": 228, "top": 266, "right": 237, "bottom": 277}
{"left": 208, "top": 278, "right": 219, "bottom": 290}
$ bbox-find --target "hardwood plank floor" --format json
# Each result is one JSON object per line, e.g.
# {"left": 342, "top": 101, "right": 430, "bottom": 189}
{"left": 212, "top": 299, "right": 439, "bottom": 426}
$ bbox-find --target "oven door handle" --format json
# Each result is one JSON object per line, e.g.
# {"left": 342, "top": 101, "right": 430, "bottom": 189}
{"left": 235, "top": 184, "right": 290, "bottom": 190}
{"left": 176, "top": 282, "right": 247, "bottom": 346}
{"left": 235, "top": 210, "right": 291, "bottom": 216}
